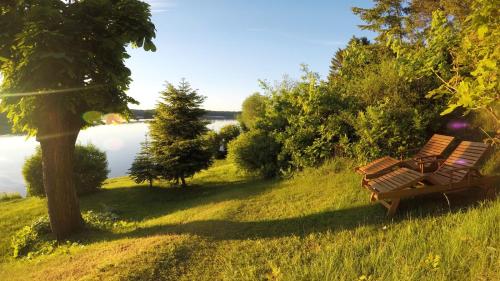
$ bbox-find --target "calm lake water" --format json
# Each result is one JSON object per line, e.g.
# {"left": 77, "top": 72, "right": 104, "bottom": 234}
{"left": 0, "top": 120, "right": 237, "bottom": 196}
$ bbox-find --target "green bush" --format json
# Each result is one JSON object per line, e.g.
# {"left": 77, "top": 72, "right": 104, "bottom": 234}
{"left": 350, "top": 99, "right": 433, "bottom": 161}
{"left": 219, "top": 124, "right": 241, "bottom": 144}
{"left": 228, "top": 130, "right": 282, "bottom": 178}
{"left": 205, "top": 124, "right": 241, "bottom": 159}
{"left": 23, "top": 144, "right": 109, "bottom": 197}
{"left": 11, "top": 216, "right": 52, "bottom": 258}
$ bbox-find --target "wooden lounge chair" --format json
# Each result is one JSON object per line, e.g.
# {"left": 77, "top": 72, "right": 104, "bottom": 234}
{"left": 362, "top": 141, "right": 498, "bottom": 216}
{"left": 355, "top": 134, "right": 455, "bottom": 180}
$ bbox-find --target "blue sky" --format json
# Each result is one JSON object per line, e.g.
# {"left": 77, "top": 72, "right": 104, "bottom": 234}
{"left": 126, "top": 0, "right": 375, "bottom": 111}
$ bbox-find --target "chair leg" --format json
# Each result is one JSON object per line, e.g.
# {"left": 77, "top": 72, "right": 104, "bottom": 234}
{"left": 387, "top": 199, "right": 401, "bottom": 216}
{"left": 362, "top": 176, "right": 368, "bottom": 188}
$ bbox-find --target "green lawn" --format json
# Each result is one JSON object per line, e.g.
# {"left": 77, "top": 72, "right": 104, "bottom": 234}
{"left": 0, "top": 159, "right": 498, "bottom": 281}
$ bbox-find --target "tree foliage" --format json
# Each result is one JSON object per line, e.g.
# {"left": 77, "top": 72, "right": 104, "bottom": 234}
{"left": 129, "top": 136, "right": 158, "bottom": 188}
{"left": 230, "top": 0, "right": 492, "bottom": 176}
{"left": 239, "top": 93, "right": 267, "bottom": 130}
{"left": 149, "top": 80, "right": 212, "bottom": 186}
{"left": 352, "top": 0, "right": 409, "bottom": 42}
{"left": 389, "top": 0, "right": 499, "bottom": 143}
{"left": 0, "top": 0, "right": 156, "bottom": 135}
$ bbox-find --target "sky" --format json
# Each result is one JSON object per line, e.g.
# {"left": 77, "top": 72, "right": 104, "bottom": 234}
{"left": 126, "top": 0, "right": 375, "bottom": 111}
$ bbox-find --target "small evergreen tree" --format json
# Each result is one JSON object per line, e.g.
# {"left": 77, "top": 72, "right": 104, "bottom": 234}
{"left": 129, "top": 136, "right": 158, "bottom": 188}
{"left": 150, "top": 80, "right": 213, "bottom": 186}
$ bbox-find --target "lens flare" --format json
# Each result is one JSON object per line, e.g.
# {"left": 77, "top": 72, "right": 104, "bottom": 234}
{"left": 103, "top": 113, "right": 126, "bottom": 125}
{"left": 447, "top": 120, "right": 469, "bottom": 130}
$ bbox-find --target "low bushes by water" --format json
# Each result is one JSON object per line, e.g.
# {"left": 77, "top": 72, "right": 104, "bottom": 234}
{"left": 22, "top": 144, "right": 109, "bottom": 197}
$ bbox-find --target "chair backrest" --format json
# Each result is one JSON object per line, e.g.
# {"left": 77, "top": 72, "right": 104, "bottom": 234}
{"left": 415, "top": 134, "right": 455, "bottom": 158}
{"left": 435, "top": 141, "right": 489, "bottom": 183}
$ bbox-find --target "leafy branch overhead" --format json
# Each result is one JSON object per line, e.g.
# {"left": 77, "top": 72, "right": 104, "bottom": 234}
{"left": 0, "top": 0, "right": 156, "bottom": 136}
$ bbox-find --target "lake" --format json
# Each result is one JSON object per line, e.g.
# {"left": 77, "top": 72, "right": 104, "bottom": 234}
{"left": 0, "top": 120, "right": 237, "bottom": 196}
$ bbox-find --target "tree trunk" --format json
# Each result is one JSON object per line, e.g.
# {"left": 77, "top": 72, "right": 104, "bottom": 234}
{"left": 180, "top": 176, "right": 186, "bottom": 187}
{"left": 37, "top": 109, "right": 83, "bottom": 240}
{"left": 149, "top": 178, "right": 153, "bottom": 188}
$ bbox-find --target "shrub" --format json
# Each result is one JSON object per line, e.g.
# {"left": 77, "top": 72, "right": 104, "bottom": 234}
{"left": 204, "top": 124, "right": 241, "bottom": 159}
{"left": 22, "top": 149, "right": 44, "bottom": 197}
{"left": 204, "top": 130, "right": 223, "bottom": 159}
{"left": 11, "top": 216, "right": 52, "bottom": 258}
{"left": 350, "top": 99, "right": 433, "bottom": 161}
{"left": 23, "top": 144, "right": 109, "bottom": 197}
{"left": 219, "top": 124, "right": 241, "bottom": 144}
{"left": 228, "top": 130, "right": 282, "bottom": 177}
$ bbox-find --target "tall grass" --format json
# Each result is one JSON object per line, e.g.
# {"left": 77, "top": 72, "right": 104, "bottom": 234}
{"left": 0, "top": 192, "right": 21, "bottom": 202}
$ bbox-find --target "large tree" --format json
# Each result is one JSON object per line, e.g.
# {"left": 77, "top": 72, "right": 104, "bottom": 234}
{"left": 149, "top": 80, "right": 212, "bottom": 187}
{"left": 0, "top": 0, "right": 156, "bottom": 239}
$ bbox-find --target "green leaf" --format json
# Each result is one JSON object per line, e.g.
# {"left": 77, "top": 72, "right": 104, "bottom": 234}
{"left": 440, "top": 104, "right": 459, "bottom": 115}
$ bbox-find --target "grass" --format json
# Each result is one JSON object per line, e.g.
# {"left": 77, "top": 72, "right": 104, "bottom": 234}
{"left": 0, "top": 159, "right": 498, "bottom": 281}
{"left": 0, "top": 192, "right": 22, "bottom": 202}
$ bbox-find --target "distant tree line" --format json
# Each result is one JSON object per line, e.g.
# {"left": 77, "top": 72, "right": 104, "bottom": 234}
{"left": 0, "top": 110, "right": 242, "bottom": 136}
{"left": 130, "top": 109, "right": 240, "bottom": 120}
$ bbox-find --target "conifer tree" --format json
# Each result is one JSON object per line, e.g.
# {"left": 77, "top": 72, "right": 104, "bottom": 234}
{"left": 352, "top": 0, "right": 409, "bottom": 42}
{"left": 149, "top": 80, "right": 212, "bottom": 186}
{"left": 129, "top": 135, "right": 158, "bottom": 188}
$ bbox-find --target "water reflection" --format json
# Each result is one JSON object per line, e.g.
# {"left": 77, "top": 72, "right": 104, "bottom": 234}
{"left": 0, "top": 120, "right": 237, "bottom": 196}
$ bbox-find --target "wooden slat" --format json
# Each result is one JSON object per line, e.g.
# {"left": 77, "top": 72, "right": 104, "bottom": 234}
{"left": 416, "top": 134, "right": 455, "bottom": 157}
{"left": 459, "top": 141, "right": 489, "bottom": 148}
{"left": 447, "top": 153, "right": 483, "bottom": 160}
{"left": 358, "top": 156, "right": 400, "bottom": 175}
{"left": 451, "top": 148, "right": 487, "bottom": 156}
{"left": 374, "top": 174, "right": 400, "bottom": 189}
{"left": 430, "top": 141, "right": 489, "bottom": 184}
{"left": 369, "top": 168, "right": 424, "bottom": 193}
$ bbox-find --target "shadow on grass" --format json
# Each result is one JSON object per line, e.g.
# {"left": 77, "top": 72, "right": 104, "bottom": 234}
{"left": 79, "top": 178, "right": 280, "bottom": 222}
{"left": 79, "top": 188, "right": 494, "bottom": 244}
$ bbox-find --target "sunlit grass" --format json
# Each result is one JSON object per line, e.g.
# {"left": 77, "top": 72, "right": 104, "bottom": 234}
{"left": 0, "top": 159, "right": 498, "bottom": 280}
{"left": 0, "top": 192, "right": 22, "bottom": 202}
